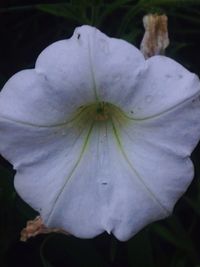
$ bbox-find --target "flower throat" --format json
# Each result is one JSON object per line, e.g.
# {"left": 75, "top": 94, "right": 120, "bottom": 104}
{"left": 74, "top": 102, "right": 128, "bottom": 125}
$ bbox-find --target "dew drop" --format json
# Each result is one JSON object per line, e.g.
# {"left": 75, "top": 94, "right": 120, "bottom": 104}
{"left": 61, "top": 130, "right": 66, "bottom": 136}
{"left": 113, "top": 74, "right": 121, "bottom": 82}
{"left": 145, "top": 95, "right": 153, "bottom": 103}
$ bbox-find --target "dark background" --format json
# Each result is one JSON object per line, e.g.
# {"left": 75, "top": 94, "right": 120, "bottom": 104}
{"left": 1, "top": 1, "right": 200, "bottom": 266}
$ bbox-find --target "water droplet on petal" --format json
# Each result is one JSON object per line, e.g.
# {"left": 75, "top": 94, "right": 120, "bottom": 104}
{"left": 113, "top": 74, "right": 121, "bottom": 82}
{"left": 61, "top": 130, "right": 66, "bottom": 136}
{"left": 145, "top": 95, "right": 153, "bottom": 103}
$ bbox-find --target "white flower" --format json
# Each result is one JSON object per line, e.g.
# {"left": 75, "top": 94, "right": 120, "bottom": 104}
{"left": 0, "top": 25, "right": 200, "bottom": 241}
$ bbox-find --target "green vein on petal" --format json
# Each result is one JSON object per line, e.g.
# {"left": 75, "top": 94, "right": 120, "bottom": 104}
{"left": 87, "top": 38, "right": 100, "bottom": 102}
{"left": 0, "top": 105, "right": 93, "bottom": 128}
{"left": 46, "top": 121, "right": 95, "bottom": 223}
{"left": 111, "top": 118, "right": 170, "bottom": 216}
{"left": 121, "top": 91, "right": 200, "bottom": 122}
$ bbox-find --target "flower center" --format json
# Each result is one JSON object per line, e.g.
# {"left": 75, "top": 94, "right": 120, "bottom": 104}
{"left": 95, "top": 102, "right": 109, "bottom": 121}
{"left": 74, "top": 102, "right": 127, "bottom": 126}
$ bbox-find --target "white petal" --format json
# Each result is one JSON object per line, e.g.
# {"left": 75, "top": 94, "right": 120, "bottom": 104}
{"left": 71, "top": 27, "right": 200, "bottom": 121}
{"left": 72, "top": 26, "right": 146, "bottom": 104}
{"left": 0, "top": 69, "right": 92, "bottom": 126}
{"left": 121, "top": 55, "right": 200, "bottom": 118}
{"left": 0, "top": 28, "right": 104, "bottom": 126}
{"left": 2, "top": 118, "right": 169, "bottom": 241}
{"left": 0, "top": 115, "right": 94, "bottom": 222}
{"left": 128, "top": 94, "right": 200, "bottom": 157}
{"left": 110, "top": 90, "right": 200, "bottom": 239}
{"left": 114, "top": 117, "right": 195, "bottom": 211}
{"left": 39, "top": 122, "right": 168, "bottom": 241}
{"left": 35, "top": 27, "right": 97, "bottom": 102}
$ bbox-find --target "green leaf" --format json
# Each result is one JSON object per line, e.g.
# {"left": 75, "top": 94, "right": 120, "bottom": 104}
{"left": 152, "top": 216, "right": 196, "bottom": 255}
{"left": 127, "top": 228, "right": 156, "bottom": 267}
{"left": 36, "top": 4, "right": 89, "bottom": 24}
{"left": 169, "top": 11, "right": 200, "bottom": 24}
{"left": 140, "top": 0, "right": 200, "bottom": 7}
{"left": 97, "top": 0, "right": 133, "bottom": 26}
{"left": 184, "top": 196, "right": 200, "bottom": 216}
{"left": 39, "top": 234, "right": 109, "bottom": 267}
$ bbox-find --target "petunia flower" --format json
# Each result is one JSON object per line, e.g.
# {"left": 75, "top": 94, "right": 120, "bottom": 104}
{"left": 0, "top": 25, "right": 200, "bottom": 241}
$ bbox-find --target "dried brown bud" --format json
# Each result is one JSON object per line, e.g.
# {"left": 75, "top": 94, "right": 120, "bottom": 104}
{"left": 140, "top": 14, "right": 169, "bottom": 59}
{"left": 20, "top": 216, "right": 70, "bottom": 241}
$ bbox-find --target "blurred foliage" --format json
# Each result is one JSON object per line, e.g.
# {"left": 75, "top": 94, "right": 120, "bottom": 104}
{"left": 1, "top": 0, "right": 200, "bottom": 266}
